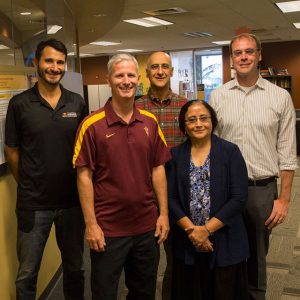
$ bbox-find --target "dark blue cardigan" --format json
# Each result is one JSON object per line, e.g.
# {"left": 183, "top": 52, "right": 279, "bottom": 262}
{"left": 167, "top": 134, "right": 249, "bottom": 267}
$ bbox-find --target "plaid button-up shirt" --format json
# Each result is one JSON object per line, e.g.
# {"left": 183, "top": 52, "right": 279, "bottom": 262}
{"left": 136, "top": 90, "right": 187, "bottom": 148}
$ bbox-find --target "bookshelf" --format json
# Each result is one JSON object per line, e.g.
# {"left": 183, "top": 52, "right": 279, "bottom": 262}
{"left": 262, "top": 75, "right": 292, "bottom": 93}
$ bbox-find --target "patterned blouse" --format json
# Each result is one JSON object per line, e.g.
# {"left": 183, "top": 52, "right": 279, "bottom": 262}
{"left": 189, "top": 154, "right": 211, "bottom": 226}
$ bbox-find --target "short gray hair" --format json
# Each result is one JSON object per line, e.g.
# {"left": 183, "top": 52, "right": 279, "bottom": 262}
{"left": 107, "top": 54, "right": 139, "bottom": 75}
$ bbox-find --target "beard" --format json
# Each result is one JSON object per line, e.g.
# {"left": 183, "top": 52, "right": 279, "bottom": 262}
{"left": 37, "top": 65, "right": 65, "bottom": 86}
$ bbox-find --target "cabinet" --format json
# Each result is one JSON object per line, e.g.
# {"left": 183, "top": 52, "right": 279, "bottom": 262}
{"left": 262, "top": 75, "right": 292, "bottom": 93}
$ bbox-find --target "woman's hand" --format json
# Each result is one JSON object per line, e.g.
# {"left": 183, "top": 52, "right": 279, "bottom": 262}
{"left": 186, "top": 226, "right": 214, "bottom": 252}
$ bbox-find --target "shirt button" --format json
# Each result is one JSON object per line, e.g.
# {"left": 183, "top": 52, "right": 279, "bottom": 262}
{"left": 161, "top": 122, "right": 164, "bottom": 126}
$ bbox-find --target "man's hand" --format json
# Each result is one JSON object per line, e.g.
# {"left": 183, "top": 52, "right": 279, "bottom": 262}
{"left": 85, "top": 223, "right": 106, "bottom": 252}
{"left": 154, "top": 215, "right": 169, "bottom": 244}
{"left": 265, "top": 198, "right": 289, "bottom": 229}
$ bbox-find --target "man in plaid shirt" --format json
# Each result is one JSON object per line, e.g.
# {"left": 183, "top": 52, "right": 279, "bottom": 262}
{"left": 136, "top": 52, "right": 187, "bottom": 149}
{"left": 136, "top": 51, "right": 187, "bottom": 300}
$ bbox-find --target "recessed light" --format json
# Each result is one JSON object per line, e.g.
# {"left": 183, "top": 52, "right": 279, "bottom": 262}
{"left": 47, "top": 25, "right": 62, "bottom": 34}
{"left": 0, "top": 44, "right": 9, "bottom": 50}
{"left": 90, "top": 41, "right": 121, "bottom": 46}
{"left": 294, "top": 22, "right": 300, "bottom": 28}
{"left": 212, "top": 40, "right": 231, "bottom": 45}
{"left": 93, "top": 13, "right": 107, "bottom": 17}
{"left": 275, "top": 1, "right": 300, "bottom": 13}
{"left": 20, "top": 12, "right": 31, "bottom": 15}
{"left": 123, "top": 17, "right": 173, "bottom": 27}
{"left": 117, "top": 49, "right": 143, "bottom": 53}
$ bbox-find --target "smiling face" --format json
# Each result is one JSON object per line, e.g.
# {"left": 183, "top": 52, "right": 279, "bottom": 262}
{"left": 34, "top": 46, "right": 66, "bottom": 86}
{"left": 107, "top": 59, "right": 140, "bottom": 101}
{"left": 184, "top": 103, "right": 213, "bottom": 143}
{"left": 146, "top": 52, "right": 173, "bottom": 90}
{"left": 231, "top": 36, "right": 261, "bottom": 82}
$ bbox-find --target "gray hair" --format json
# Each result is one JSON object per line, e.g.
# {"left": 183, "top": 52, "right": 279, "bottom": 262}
{"left": 107, "top": 54, "right": 139, "bottom": 75}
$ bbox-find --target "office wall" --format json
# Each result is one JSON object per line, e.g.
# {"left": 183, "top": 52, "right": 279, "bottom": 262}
{"left": 0, "top": 173, "right": 61, "bottom": 299}
{"left": 260, "top": 41, "right": 300, "bottom": 109}
{"left": 81, "top": 56, "right": 109, "bottom": 85}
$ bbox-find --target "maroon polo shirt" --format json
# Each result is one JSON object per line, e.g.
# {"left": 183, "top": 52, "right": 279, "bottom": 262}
{"left": 73, "top": 100, "right": 171, "bottom": 237}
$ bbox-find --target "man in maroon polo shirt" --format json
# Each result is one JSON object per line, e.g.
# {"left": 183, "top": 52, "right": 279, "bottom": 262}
{"left": 73, "top": 53, "right": 170, "bottom": 300}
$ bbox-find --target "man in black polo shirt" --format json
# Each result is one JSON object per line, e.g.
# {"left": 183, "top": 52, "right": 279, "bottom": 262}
{"left": 5, "top": 39, "right": 87, "bottom": 300}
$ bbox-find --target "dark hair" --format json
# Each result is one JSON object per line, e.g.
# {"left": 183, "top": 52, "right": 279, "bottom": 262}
{"left": 179, "top": 100, "right": 218, "bottom": 135}
{"left": 229, "top": 33, "right": 261, "bottom": 55}
{"left": 35, "top": 38, "right": 67, "bottom": 61}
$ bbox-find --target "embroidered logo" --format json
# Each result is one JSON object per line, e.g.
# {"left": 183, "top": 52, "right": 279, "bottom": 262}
{"left": 144, "top": 126, "right": 149, "bottom": 137}
{"left": 62, "top": 112, "right": 77, "bottom": 118}
{"left": 105, "top": 133, "right": 116, "bottom": 138}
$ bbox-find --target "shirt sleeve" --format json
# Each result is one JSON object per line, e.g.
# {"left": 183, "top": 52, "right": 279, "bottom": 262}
{"left": 73, "top": 119, "right": 96, "bottom": 171}
{"left": 5, "top": 97, "right": 20, "bottom": 147}
{"left": 277, "top": 93, "right": 298, "bottom": 170}
{"left": 152, "top": 122, "right": 171, "bottom": 167}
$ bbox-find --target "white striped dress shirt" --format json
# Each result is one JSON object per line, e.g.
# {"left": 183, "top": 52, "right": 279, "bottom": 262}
{"left": 209, "top": 76, "right": 298, "bottom": 180}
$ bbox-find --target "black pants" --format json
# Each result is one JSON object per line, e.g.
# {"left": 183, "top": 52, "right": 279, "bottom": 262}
{"left": 90, "top": 231, "right": 159, "bottom": 300}
{"left": 172, "top": 254, "right": 248, "bottom": 300}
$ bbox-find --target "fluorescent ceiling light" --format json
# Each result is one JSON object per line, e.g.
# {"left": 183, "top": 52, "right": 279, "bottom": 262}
{"left": 294, "top": 22, "right": 300, "bottom": 28}
{"left": 90, "top": 41, "right": 121, "bottom": 46}
{"left": 117, "top": 49, "right": 143, "bottom": 53}
{"left": 0, "top": 44, "right": 9, "bottom": 50}
{"left": 212, "top": 40, "right": 231, "bottom": 45}
{"left": 68, "top": 52, "right": 93, "bottom": 57}
{"left": 20, "top": 12, "right": 31, "bottom": 15}
{"left": 275, "top": 1, "right": 300, "bottom": 13}
{"left": 47, "top": 25, "right": 62, "bottom": 34}
{"left": 123, "top": 17, "right": 173, "bottom": 27}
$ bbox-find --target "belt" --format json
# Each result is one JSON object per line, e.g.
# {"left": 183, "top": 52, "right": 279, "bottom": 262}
{"left": 248, "top": 176, "right": 277, "bottom": 186}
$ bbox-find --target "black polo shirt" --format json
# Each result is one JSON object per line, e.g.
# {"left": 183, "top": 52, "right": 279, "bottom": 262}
{"left": 5, "top": 83, "right": 88, "bottom": 210}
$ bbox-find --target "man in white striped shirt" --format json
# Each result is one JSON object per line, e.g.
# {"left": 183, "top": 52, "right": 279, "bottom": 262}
{"left": 209, "top": 33, "right": 297, "bottom": 300}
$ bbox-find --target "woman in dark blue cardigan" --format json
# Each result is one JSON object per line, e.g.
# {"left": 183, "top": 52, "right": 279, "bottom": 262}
{"left": 167, "top": 100, "right": 249, "bottom": 300}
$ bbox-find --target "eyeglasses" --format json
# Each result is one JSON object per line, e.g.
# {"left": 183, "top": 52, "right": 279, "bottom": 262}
{"left": 232, "top": 48, "right": 260, "bottom": 57}
{"left": 150, "top": 63, "right": 171, "bottom": 70}
{"left": 185, "top": 115, "right": 211, "bottom": 124}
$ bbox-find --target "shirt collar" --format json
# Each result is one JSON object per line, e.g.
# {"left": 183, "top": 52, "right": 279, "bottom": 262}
{"left": 31, "top": 82, "right": 66, "bottom": 105}
{"left": 147, "top": 89, "right": 172, "bottom": 105}
{"left": 230, "top": 75, "right": 265, "bottom": 91}
{"left": 104, "top": 98, "right": 143, "bottom": 126}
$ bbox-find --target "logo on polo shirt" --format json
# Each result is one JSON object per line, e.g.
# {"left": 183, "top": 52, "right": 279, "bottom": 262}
{"left": 62, "top": 112, "right": 77, "bottom": 118}
{"left": 105, "top": 133, "right": 116, "bottom": 138}
{"left": 144, "top": 126, "right": 149, "bottom": 137}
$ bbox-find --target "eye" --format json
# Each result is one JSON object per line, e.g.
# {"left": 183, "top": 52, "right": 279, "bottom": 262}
{"left": 200, "top": 116, "right": 209, "bottom": 122}
{"left": 186, "top": 116, "right": 197, "bottom": 123}
{"left": 150, "top": 64, "right": 159, "bottom": 70}
{"left": 245, "top": 49, "right": 255, "bottom": 55}
{"left": 232, "top": 51, "right": 242, "bottom": 57}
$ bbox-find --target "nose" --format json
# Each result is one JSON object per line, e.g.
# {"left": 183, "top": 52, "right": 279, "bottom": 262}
{"left": 240, "top": 52, "right": 248, "bottom": 60}
{"left": 123, "top": 75, "right": 131, "bottom": 84}
{"left": 157, "top": 65, "right": 164, "bottom": 74}
{"left": 49, "top": 61, "right": 60, "bottom": 71}
{"left": 195, "top": 118, "right": 202, "bottom": 126}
